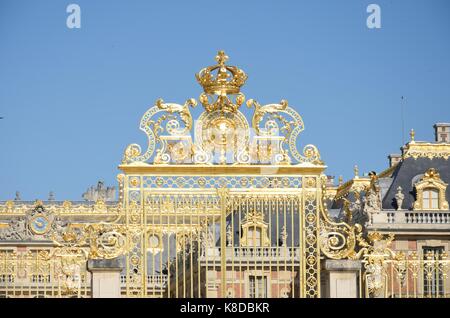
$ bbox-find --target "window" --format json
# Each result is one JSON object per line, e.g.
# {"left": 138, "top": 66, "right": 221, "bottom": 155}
{"left": 247, "top": 227, "right": 262, "bottom": 247}
{"left": 422, "top": 188, "right": 439, "bottom": 210}
{"left": 0, "top": 275, "right": 14, "bottom": 283}
{"left": 413, "top": 169, "right": 449, "bottom": 211}
{"left": 248, "top": 275, "right": 267, "bottom": 298}
{"left": 31, "top": 274, "right": 51, "bottom": 283}
{"left": 423, "top": 247, "right": 444, "bottom": 297}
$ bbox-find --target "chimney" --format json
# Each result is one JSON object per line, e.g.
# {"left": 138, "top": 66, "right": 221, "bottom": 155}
{"left": 388, "top": 154, "right": 402, "bottom": 167}
{"left": 434, "top": 123, "right": 450, "bottom": 143}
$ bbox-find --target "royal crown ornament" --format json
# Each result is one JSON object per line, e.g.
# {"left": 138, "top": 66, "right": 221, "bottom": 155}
{"left": 196, "top": 51, "right": 248, "bottom": 113}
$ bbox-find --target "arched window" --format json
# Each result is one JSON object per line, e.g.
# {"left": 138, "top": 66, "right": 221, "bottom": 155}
{"left": 422, "top": 188, "right": 439, "bottom": 210}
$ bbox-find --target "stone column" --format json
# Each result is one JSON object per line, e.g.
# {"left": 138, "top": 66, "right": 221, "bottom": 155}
{"left": 321, "top": 259, "right": 361, "bottom": 298}
{"left": 87, "top": 258, "right": 123, "bottom": 298}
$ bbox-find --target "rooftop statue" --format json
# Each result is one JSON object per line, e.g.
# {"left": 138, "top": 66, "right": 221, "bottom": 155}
{"left": 363, "top": 171, "right": 382, "bottom": 226}
{"left": 82, "top": 181, "right": 116, "bottom": 202}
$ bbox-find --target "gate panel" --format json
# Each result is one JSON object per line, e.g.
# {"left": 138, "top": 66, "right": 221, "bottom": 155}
{"left": 122, "top": 174, "right": 322, "bottom": 298}
{"left": 0, "top": 249, "right": 90, "bottom": 298}
{"left": 223, "top": 192, "right": 303, "bottom": 298}
{"left": 363, "top": 250, "right": 450, "bottom": 298}
{"left": 124, "top": 187, "right": 222, "bottom": 298}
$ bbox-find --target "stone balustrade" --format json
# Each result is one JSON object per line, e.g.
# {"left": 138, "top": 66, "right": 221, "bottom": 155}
{"left": 200, "top": 246, "right": 301, "bottom": 262}
{"left": 120, "top": 275, "right": 167, "bottom": 288}
{"left": 370, "top": 210, "right": 450, "bottom": 231}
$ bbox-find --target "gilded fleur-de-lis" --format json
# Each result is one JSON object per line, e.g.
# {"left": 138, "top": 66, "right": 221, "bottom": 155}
{"left": 215, "top": 50, "right": 229, "bottom": 66}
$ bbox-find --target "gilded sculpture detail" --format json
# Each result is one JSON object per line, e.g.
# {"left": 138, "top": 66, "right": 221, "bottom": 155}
{"left": 363, "top": 172, "right": 382, "bottom": 226}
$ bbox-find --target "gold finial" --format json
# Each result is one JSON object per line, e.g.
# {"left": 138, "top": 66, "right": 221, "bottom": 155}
{"left": 410, "top": 129, "right": 415, "bottom": 142}
{"left": 215, "top": 50, "right": 229, "bottom": 66}
{"left": 354, "top": 165, "right": 359, "bottom": 179}
{"left": 338, "top": 175, "right": 343, "bottom": 186}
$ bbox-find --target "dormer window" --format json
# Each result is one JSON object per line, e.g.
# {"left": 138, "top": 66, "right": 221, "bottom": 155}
{"left": 413, "top": 168, "right": 449, "bottom": 211}
{"left": 240, "top": 210, "right": 270, "bottom": 247}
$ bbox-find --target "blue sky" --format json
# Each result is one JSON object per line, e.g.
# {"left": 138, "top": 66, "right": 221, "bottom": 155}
{"left": 0, "top": 0, "right": 449, "bottom": 200}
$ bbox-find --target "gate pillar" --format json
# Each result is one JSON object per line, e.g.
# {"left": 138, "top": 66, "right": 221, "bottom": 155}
{"left": 321, "top": 260, "right": 361, "bottom": 298}
{"left": 88, "top": 258, "right": 123, "bottom": 298}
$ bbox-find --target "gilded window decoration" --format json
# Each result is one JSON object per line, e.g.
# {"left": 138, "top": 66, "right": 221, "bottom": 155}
{"left": 413, "top": 168, "right": 449, "bottom": 211}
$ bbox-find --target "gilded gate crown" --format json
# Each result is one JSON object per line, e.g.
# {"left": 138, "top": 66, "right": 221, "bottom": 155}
{"left": 195, "top": 51, "right": 248, "bottom": 112}
{"left": 196, "top": 50, "right": 248, "bottom": 96}
{"left": 122, "top": 51, "right": 323, "bottom": 166}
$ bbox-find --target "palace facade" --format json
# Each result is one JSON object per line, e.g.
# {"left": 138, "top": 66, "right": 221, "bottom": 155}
{"left": 0, "top": 52, "right": 449, "bottom": 298}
